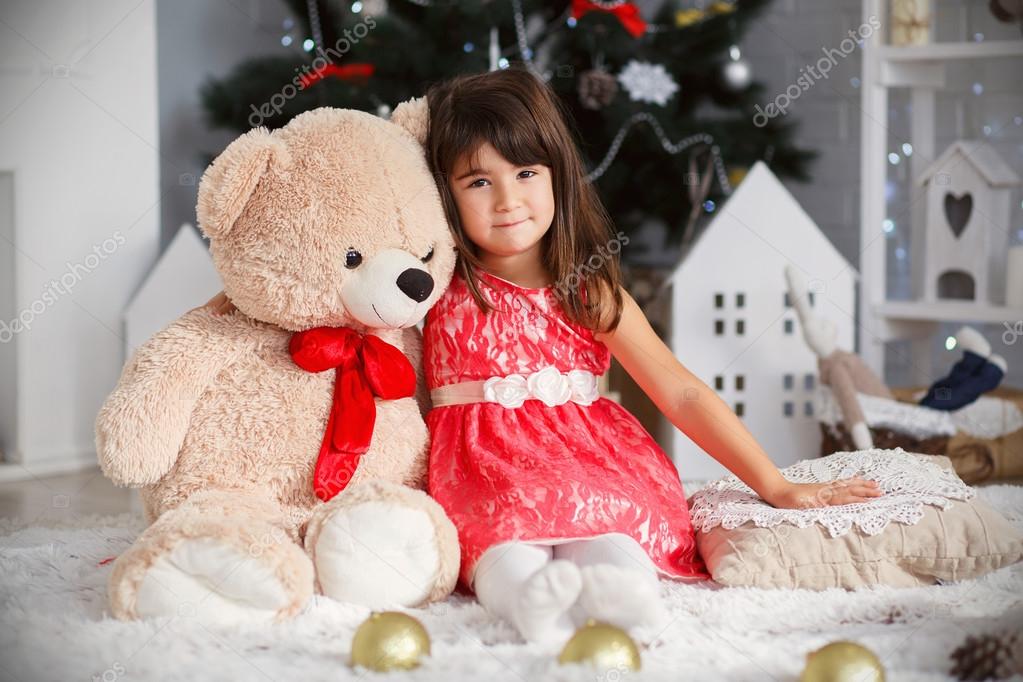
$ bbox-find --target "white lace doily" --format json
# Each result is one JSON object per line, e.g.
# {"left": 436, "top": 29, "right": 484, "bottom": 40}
{"left": 815, "top": 387, "right": 1023, "bottom": 440}
{"left": 689, "top": 448, "right": 975, "bottom": 538}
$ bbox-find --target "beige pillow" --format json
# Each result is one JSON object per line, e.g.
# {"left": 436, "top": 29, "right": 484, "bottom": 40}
{"left": 695, "top": 455, "right": 1023, "bottom": 589}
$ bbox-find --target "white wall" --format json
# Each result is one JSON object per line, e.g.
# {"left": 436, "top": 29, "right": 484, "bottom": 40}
{"left": 0, "top": 0, "right": 160, "bottom": 472}
{"left": 0, "top": 173, "right": 15, "bottom": 458}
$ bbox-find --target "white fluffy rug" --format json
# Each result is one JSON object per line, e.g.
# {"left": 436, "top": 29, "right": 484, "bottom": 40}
{"left": 2, "top": 484, "right": 1022, "bottom": 682}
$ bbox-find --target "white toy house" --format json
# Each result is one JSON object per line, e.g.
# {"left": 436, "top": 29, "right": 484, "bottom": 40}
{"left": 661, "top": 162, "right": 856, "bottom": 481}
{"left": 124, "top": 224, "right": 222, "bottom": 358}
{"left": 914, "top": 140, "right": 1020, "bottom": 304}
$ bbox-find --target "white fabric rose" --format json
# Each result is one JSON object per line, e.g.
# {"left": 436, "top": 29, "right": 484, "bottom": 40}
{"left": 483, "top": 374, "right": 529, "bottom": 408}
{"left": 527, "top": 366, "right": 573, "bottom": 407}
{"left": 567, "top": 369, "right": 599, "bottom": 406}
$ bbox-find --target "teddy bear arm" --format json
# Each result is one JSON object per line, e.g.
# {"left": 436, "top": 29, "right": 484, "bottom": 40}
{"left": 96, "top": 309, "right": 248, "bottom": 487}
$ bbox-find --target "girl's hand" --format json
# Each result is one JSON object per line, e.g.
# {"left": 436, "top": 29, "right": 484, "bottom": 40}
{"left": 201, "top": 291, "right": 237, "bottom": 316}
{"left": 763, "top": 477, "right": 884, "bottom": 509}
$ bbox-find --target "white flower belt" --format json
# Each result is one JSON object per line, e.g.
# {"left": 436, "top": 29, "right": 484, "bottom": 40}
{"left": 430, "top": 366, "right": 601, "bottom": 409}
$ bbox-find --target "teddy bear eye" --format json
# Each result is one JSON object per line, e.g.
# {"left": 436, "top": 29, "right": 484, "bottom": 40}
{"left": 344, "top": 249, "right": 363, "bottom": 269}
{"left": 421, "top": 246, "right": 434, "bottom": 263}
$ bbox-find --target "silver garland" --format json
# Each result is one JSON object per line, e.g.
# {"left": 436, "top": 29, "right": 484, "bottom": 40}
{"left": 305, "top": 0, "right": 325, "bottom": 50}
{"left": 391, "top": 1, "right": 734, "bottom": 194}
{"left": 584, "top": 112, "right": 732, "bottom": 196}
{"left": 510, "top": 0, "right": 550, "bottom": 78}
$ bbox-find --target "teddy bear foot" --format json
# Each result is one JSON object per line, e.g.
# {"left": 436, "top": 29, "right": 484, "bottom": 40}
{"left": 133, "top": 536, "right": 294, "bottom": 625}
{"left": 310, "top": 498, "right": 441, "bottom": 607}
{"left": 110, "top": 491, "right": 314, "bottom": 625}
{"left": 305, "top": 480, "right": 460, "bottom": 607}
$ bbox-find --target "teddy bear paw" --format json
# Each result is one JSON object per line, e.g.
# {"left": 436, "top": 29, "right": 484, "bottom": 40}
{"left": 133, "top": 537, "right": 294, "bottom": 626}
{"left": 313, "top": 500, "right": 441, "bottom": 607}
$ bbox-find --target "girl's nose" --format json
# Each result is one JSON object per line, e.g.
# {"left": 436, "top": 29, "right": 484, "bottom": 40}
{"left": 494, "top": 184, "right": 522, "bottom": 211}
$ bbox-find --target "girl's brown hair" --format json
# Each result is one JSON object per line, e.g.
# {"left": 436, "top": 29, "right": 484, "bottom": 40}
{"left": 426, "top": 67, "right": 624, "bottom": 333}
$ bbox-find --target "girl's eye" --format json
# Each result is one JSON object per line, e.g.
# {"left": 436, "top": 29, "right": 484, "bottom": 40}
{"left": 519, "top": 170, "right": 537, "bottom": 179}
{"left": 344, "top": 249, "right": 363, "bottom": 269}
{"left": 421, "top": 246, "right": 434, "bottom": 263}
{"left": 468, "top": 178, "right": 488, "bottom": 188}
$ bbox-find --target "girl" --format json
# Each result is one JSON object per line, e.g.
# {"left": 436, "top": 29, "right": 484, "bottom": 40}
{"left": 419, "top": 67, "right": 881, "bottom": 645}
{"left": 206, "top": 67, "right": 883, "bottom": 645}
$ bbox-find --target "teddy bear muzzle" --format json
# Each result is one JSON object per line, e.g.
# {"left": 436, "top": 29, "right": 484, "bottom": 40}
{"left": 341, "top": 248, "right": 439, "bottom": 329}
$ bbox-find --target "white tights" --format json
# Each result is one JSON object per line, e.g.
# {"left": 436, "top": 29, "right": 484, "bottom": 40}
{"left": 472, "top": 533, "right": 668, "bottom": 645}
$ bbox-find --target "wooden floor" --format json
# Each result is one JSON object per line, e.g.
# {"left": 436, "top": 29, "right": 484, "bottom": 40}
{"left": 0, "top": 467, "right": 137, "bottom": 524}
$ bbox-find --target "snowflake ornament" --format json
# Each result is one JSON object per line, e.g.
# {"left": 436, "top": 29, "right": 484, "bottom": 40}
{"left": 617, "top": 60, "right": 679, "bottom": 106}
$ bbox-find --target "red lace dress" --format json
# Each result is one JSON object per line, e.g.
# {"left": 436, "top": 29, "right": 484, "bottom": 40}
{"left": 424, "top": 269, "right": 709, "bottom": 590}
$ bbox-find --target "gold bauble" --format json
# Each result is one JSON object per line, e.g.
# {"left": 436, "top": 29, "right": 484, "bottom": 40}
{"left": 800, "top": 641, "right": 885, "bottom": 682}
{"left": 728, "top": 167, "right": 749, "bottom": 187}
{"left": 709, "top": 1, "right": 738, "bottom": 15}
{"left": 675, "top": 8, "right": 705, "bottom": 27}
{"left": 558, "top": 620, "right": 641, "bottom": 672}
{"left": 350, "top": 611, "right": 431, "bottom": 672}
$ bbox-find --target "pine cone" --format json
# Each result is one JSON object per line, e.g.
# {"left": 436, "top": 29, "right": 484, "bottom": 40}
{"left": 950, "top": 631, "right": 1022, "bottom": 680}
{"left": 578, "top": 69, "right": 618, "bottom": 110}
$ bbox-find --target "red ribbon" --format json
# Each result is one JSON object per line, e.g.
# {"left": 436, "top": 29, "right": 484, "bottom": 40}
{"left": 299, "top": 63, "right": 375, "bottom": 89}
{"left": 571, "top": 0, "right": 647, "bottom": 38}
{"left": 289, "top": 327, "right": 416, "bottom": 501}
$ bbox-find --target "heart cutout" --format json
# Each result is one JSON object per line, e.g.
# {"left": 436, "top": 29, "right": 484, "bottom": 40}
{"left": 943, "top": 192, "right": 972, "bottom": 238}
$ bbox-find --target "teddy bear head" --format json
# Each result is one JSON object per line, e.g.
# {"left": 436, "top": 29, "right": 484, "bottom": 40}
{"left": 196, "top": 99, "right": 455, "bottom": 332}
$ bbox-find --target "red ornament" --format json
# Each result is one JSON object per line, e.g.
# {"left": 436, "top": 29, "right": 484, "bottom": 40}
{"left": 570, "top": 0, "right": 648, "bottom": 38}
{"left": 299, "top": 63, "right": 375, "bottom": 89}
{"left": 290, "top": 327, "right": 416, "bottom": 501}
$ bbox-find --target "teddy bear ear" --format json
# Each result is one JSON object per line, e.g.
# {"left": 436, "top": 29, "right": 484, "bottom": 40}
{"left": 390, "top": 96, "right": 429, "bottom": 146}
{"left": 196, "top": 127, "right": 290, "bottom": 239}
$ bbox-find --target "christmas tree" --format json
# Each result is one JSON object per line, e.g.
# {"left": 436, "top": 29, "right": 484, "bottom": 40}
{"left": 201, "top": 0, "right": 815, "bottom": 247}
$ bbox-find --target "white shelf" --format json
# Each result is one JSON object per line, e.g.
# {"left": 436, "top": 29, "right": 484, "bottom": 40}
{"left": 858, "top": 0, "right": 1021, "bottom": 386}
{"left": 879, "top": 40, "right": 1023, "bottom": 62}
{"left": 876, "top": 301, "right": 1023, "bottom": 324}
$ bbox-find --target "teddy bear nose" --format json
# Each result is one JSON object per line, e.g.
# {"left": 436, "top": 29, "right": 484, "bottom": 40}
{"left": 396, "top": 268, "right": 434, "bottom": 302}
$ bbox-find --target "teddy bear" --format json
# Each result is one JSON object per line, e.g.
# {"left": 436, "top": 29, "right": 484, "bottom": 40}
{"left": 94, "top": 99, "right": 460, "bottom": 625}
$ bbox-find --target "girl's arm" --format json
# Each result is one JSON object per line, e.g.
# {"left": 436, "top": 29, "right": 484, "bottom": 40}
{"left": 595, "top": 288, "right": 882, "bottom": 509}
{"left": 199, "top": 291, "right": 236, "bottom": 316}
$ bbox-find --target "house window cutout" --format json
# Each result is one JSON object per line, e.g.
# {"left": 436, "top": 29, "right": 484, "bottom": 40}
{"left": 809, "top": 292, "right": 816, "bottom": 306}
{"left": 804, "top": 401, "right": 814, "bottom": 417}
{"left": 736, "top": 293, "right": 745, "bottom": 308}
{"left": 783, "top": 401, "right": 794, "bottom": 417}
{"left": 804, "top": 374, "right": 815, "bottom": 390}
{"left": 784, "top": 319, "right": 794, "bottom": 334}
{"left": 735, "top": 375, "right": 745, "bottom": 391}
{"left": 714, "top": 319, "right": 725, "bottom": 335}
{"left": 714, "top": 293, "right": 724, "bottom": 309}
{"left": 714, "top": 375, "right": 724, "bottom": 390}
{"left": 735, "top": 402, "right": 745, "bottom": 417}
{"left": 735, "top": 319, "right": 745, "bottom": 335}
{"left": 783, "top": 374, "right": 794, "bottom": 390}
{"left": 937, "top": 270, "right": 976, "bottom": 300}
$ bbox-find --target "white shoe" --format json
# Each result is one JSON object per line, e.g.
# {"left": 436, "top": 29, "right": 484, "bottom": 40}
{"left": 954, "top": 326, "right": 991, "bottom": 358}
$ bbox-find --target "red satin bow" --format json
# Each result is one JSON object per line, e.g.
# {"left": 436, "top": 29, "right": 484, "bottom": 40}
{"left": 571, "top": 0, "right": 647, "bottom": 38}
{"left": 289, "top": 327, "right": 415, "bottom": 501}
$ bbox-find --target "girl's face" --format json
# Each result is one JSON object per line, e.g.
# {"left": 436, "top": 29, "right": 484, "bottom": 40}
{"left": 448, "top": 142, "right": 555, "bottom": 262}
